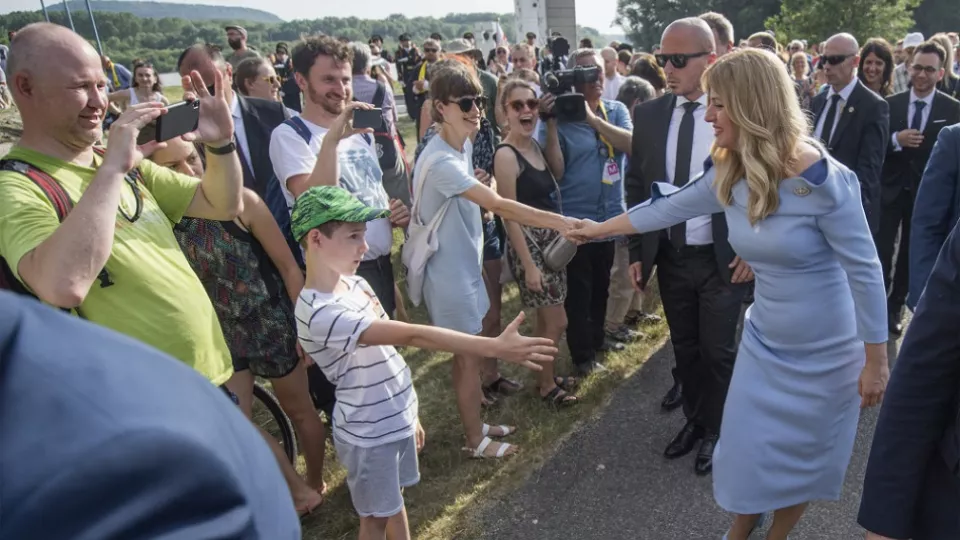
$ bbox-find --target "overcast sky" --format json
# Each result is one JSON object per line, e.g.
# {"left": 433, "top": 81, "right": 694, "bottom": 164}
{"left": 4, "top": 0, "right": 625, "bottom": 33}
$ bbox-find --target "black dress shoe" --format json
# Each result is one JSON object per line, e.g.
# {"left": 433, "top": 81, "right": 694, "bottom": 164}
{"left": 661, "top": 381, "right": 684, "bottom": 412}
{"left": 664, "top": 421, "right": 704, "bottom": 459}
{"left": 695, "top": 433, "right": 718, "bottom": 476}
{"left": 598, "top": 338, "right": 626, "bottom": 353}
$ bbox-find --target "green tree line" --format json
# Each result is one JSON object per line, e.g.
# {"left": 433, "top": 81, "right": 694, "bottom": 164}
{"left": 0, "top": 8, "right": 605, "bottom": 73}
{"left": 616, "top": 0, "right": 957, "bottom": 50}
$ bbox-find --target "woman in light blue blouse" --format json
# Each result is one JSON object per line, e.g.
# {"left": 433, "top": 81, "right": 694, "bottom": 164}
{"left": 572, "top": 49, "right": 890, "bottom": 540}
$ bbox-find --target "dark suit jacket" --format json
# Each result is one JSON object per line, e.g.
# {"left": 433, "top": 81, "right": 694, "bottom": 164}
{"left": 810, "top": 79, "right": 889, "bottom": 233}
{"left": 237, "top": 94, "right": 290, "bottom": 197}
{"left": 908, "top": 123, "right": 960, "bottom": 310}
{"left": 858, "top": 220, "right": 960, "bottom": 540}
{"left": 624, "top": 93, "right": 735, "bottom": 288}
{"left": 881, "top": 90, "right": 960, "bottom": 206}
{"left": 0, "top": 293, "right": 299, "bottom": 540}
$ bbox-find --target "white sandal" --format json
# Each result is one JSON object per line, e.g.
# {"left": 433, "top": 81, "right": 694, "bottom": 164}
{"left": 464, "top": 436, "right": 516, "bottom": 459}
{"left": 481, "top": 423, "right": 516, "bottom": 438}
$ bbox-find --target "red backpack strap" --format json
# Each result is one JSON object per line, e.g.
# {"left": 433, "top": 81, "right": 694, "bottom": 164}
{"left": 0, "top": 159, "right": 73, "bottom": 221}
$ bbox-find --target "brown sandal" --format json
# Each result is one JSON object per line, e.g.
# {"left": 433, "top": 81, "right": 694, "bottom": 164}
{"left": 542, "top": 386, "right": 579, "bottom": 408}
{"left": 484, "top": 376, "right": 524, "bottom": 396}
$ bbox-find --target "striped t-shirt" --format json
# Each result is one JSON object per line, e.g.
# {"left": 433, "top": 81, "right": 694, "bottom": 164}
{"left": 295, "top": 276, "right": 418, "bottom": 448}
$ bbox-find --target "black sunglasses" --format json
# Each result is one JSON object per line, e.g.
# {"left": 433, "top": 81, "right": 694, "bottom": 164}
{"left": 508, "top": 98, "right": 540, "bottom": 112}
{"left": 820, "top": 54, "right": 854, "bottom": 66}
{"left": 424, "top": 48, "right": 439, "bottom": 53}
{"left": 911, "top": 64, "right": 940, "bottom": 74}
{"left": 654, "top": 51, "right": 710, "bottom": 69}
{"left": 449, "top": 96, "right": 486, "bottom": 112}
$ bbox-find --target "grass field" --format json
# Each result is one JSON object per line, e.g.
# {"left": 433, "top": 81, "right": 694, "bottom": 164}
{"left": 3, "top": 88, "right": 671, "bottom": 539}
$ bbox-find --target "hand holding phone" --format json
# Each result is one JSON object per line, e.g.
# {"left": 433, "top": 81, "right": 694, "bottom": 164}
{"left": 154, "top": 100, "right": 200, "bottom": 143}
{"left": 330, "top": 102, "right": 375, "bottom": 142}
{"left": 353, "top": 107, "right": 383, "bottom": 130}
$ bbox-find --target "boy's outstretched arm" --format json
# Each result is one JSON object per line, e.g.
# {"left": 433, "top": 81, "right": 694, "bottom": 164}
{"left": 359, "top": 312, "right": 555, "bottom": 371}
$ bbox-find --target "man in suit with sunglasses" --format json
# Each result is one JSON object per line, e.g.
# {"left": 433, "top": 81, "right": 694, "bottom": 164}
{"left": 879, "top": 40, "right": 960, "bottom": 337}
{"left": 811, "top": 33, "right": 889, "bottom": 235}
{"left": 625, "top": 17, "right": 753, "bottom": 476}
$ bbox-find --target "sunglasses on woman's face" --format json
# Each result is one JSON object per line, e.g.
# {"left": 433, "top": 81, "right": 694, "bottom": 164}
{"left": 509, "top": 98, "right": 539, "bottom": 112}
{"left": 424, "top": 48, "right": 439, "bottom": 54}
{"left": 449, "top": 96, "right": 486, "bottom": 113}
{"left": 262, "top": 75, "right": 281, "bottom": 85}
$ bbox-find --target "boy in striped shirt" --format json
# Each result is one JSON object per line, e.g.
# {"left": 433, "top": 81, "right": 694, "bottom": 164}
{"left": 291, "top": 186, "right": 556, "bottom": 539}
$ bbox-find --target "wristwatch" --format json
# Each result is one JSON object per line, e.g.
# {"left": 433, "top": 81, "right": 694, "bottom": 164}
{"left": 205, "top": 141, "right": 236, "bottom": 155}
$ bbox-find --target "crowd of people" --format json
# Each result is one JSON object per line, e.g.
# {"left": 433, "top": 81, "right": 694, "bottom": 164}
{"left": 1, "top": 10, "right": 960, "bottom": 540}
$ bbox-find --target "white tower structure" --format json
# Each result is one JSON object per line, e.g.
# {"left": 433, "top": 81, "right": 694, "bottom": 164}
{"left": 514, "top": 0, "right": 577, "bottom": 46}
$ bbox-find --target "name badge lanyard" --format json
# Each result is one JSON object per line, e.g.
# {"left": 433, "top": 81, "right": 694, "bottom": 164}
{"left": 596, "top": 102, "right": 620, "bottom": 186}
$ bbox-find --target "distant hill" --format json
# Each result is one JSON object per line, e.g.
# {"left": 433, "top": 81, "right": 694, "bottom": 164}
{"left": 47, "top": 0, "right": 282, "bottom": 23}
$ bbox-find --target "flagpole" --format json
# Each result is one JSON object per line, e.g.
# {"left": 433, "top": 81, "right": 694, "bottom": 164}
{"left": 83, "top": 0, "right": 104, "bottom": 56}
{"left": 61, "top": 0, "right": 76, "bottom": 31}
{"left": 39, "top": 0, "right": 51, "bottom": 21}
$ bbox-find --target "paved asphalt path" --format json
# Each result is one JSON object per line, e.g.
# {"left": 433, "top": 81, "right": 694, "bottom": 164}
{"left": 478, "top": 335, "right": 903, "bottom": 540}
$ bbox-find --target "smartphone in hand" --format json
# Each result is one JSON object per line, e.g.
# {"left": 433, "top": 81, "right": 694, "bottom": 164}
{"left": 155, "top": 100, "right": 200, "bottom": 143}
{"left": 353, "top": 108, "right": 383, "bottom": 130}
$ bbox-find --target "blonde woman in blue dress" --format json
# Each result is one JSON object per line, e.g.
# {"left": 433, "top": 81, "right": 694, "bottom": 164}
{"left": 571, "top": 48, "right": 890, "bottom": 540}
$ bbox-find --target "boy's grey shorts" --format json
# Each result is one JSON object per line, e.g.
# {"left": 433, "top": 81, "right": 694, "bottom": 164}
{"left": 333, "top": 434, "right": 420, "bottom": 518}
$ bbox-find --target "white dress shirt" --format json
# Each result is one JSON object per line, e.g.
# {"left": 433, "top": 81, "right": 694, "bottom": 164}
{"left": 665, "top": 93, "right": 713, "bottom": 245}
{"left": 230, "top": 96, "right": 254, "bottom": 169}
{"left": 813, "top": 77, "right": 858, "bottom": 143}
{"left": 890, "top": 89, "right": 935, "bottom": 151}
{"left": 602, "top": 73, "right": 624, "bottom": 101}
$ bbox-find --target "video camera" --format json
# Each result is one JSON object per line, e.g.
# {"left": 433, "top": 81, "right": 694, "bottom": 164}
{"left": 542, "top": 65, "right": 601, "bottom": 123}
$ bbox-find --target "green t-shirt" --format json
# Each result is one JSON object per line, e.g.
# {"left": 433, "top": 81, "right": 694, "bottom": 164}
{"left": 0, "top": 147, "right": 233, "bottom": 386}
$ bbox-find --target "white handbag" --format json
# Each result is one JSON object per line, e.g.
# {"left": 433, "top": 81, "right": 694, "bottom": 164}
{"left": 401, "top": 153, "right": 450, "bottom": 307}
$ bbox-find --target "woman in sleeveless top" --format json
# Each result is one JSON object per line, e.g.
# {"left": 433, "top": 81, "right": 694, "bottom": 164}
{"left": 494, "top": 79, "right": 579, "bottom": 408}
{"left": 146, "top": 136, "right": 327, "bottom": 515}
{"left": 107, "top": 62, "right": 168, "bottom": 112}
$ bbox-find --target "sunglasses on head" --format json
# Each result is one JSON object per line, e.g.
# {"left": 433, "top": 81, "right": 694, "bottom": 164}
{"left": 654, "top": 51, "right": 710, "bottom": 69}
{"left": 820, "top": 54, "right": 854, "bottom": 66}
{"left": 448, "top": 96, "right": 486, "bottom": 113}
{"left": 508, "top": 98, "right": 539, "bottom": 112}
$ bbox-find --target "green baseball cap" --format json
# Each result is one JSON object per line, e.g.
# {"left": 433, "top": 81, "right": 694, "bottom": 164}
{"left": 290, "top": 186, "right": 391, "bottom": 242}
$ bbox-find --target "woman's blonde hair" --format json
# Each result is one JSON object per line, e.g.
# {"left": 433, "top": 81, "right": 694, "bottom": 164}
{"left": 703, "top": 48, "right": 810, "bottom": 225}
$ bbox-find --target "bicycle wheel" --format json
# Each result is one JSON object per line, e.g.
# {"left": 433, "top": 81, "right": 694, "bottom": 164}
{"left": 252, "top": 381, "right": 298, "bottom": 464}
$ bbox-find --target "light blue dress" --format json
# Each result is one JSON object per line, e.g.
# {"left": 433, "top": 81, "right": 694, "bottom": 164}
{"left": 626, "top": 156, "right": 887, "bottom": 513}
{"left": 412, "top": 136, "right": 488, "bottom": 335}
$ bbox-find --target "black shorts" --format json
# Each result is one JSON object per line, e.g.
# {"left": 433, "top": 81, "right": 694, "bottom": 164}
{"left": 356, "top": 254, "right": 396, "bottom": 318}
{"left": 233, "top": 354, "right": 299, "bottom": 380}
